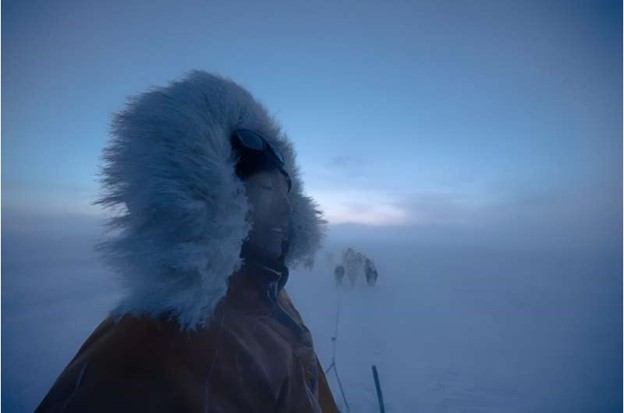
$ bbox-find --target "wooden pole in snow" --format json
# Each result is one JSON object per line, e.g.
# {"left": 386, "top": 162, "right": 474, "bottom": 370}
{"left": 371, "top": 365, "right": 385, "bottom": 413}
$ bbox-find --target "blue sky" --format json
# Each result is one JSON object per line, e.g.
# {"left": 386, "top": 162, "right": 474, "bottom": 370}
{"left": 3, "top": 0, "right": 621, "bottom": 250}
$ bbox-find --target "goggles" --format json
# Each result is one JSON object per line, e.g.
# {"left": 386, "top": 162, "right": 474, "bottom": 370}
{"left": 231, "top": 129, "right": 285, "bottom": 165}
{"left": 231, "top": 129, "right": 292, "bottom": 191}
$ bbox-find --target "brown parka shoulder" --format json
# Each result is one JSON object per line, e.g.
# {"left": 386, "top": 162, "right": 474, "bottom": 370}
{"left": 36, "top": 270, "right": 339, "bottom": 413}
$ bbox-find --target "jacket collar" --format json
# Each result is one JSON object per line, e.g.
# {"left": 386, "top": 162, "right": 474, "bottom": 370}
{"left": 224, "top": 257, "right": 306, "bottom": 339}
{"left": 225, "top": 257, "right": 289, "bottom": 309}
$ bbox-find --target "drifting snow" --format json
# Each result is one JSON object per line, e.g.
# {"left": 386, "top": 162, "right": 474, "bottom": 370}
{"left": 2, "top": 217, "right": 621, "bottom": 412}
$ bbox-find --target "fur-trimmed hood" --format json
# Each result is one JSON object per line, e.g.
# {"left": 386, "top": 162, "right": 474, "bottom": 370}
{"left": 95, "top": 71, "right": 325, "bottom": 329}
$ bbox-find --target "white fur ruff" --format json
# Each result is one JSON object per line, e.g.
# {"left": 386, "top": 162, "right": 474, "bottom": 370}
{"left": 95, "top": 71, "right": 325, "bottom": 329}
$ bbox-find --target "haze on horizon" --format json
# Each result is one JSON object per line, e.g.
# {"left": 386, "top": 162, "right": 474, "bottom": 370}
{"left": 3, "top": 0, "right": 621, "bottom": 254}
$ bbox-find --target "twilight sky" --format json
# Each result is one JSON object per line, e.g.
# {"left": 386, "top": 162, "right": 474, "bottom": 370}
{"left": 3, "top": 0, "right": 622, "bottom": 251}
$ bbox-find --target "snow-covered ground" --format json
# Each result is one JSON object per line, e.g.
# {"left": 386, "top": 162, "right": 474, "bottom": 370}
{"left": 2, "top": 219, "right": 622, "bottom": 412}
{"left": 293, "top": 242, "right": 622, "bottom": 412}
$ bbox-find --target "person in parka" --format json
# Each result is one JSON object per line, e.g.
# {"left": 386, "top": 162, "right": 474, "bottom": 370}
{"left": 36, "top": 71, "right": 339, "bottom": 413}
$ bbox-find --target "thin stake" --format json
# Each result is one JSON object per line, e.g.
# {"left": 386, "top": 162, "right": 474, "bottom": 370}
{"left": 371, "top": 365, "right": 385, "bottom": 413}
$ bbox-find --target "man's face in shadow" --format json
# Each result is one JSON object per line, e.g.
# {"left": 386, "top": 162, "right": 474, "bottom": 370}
{"left": 243, "top": 170, "right": 291, "bottom": 261}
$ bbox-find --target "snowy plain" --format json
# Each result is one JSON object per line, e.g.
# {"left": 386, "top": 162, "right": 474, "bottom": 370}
{"left": 2, "top": 214, "right": 622, "bottom": 412}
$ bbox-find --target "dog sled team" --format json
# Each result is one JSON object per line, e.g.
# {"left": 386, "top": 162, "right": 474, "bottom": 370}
{"left": 332, "top": 248, "right": 378, "bottom": 287}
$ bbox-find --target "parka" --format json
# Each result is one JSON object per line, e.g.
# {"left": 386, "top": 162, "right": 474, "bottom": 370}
{"left": 36, "top": 265, "right": 338, "bottom": 412}
{"left": 35, "top": 71, "right": 338, "bottom": 412}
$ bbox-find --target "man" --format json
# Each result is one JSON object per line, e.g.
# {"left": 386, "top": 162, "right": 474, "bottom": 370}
{"left": 343, "top": 248, "right": 359, "bottom": 287}
{"left": 334, "top": 264, "right": 345, "bottom": 286}
{"left": 36, "top": 72, "right": 338, "bottom": 412}
{"left": 364, "top": 257, "right": 379, "bottom": 287}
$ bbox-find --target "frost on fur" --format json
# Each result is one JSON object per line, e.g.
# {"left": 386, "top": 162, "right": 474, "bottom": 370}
{"left": 94, "top": 71, "right": 326, "bottom": 329}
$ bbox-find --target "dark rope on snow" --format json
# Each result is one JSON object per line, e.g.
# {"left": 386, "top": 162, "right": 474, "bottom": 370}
{"left": 324, "top": 292, "right": 350, "bottom": 413}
